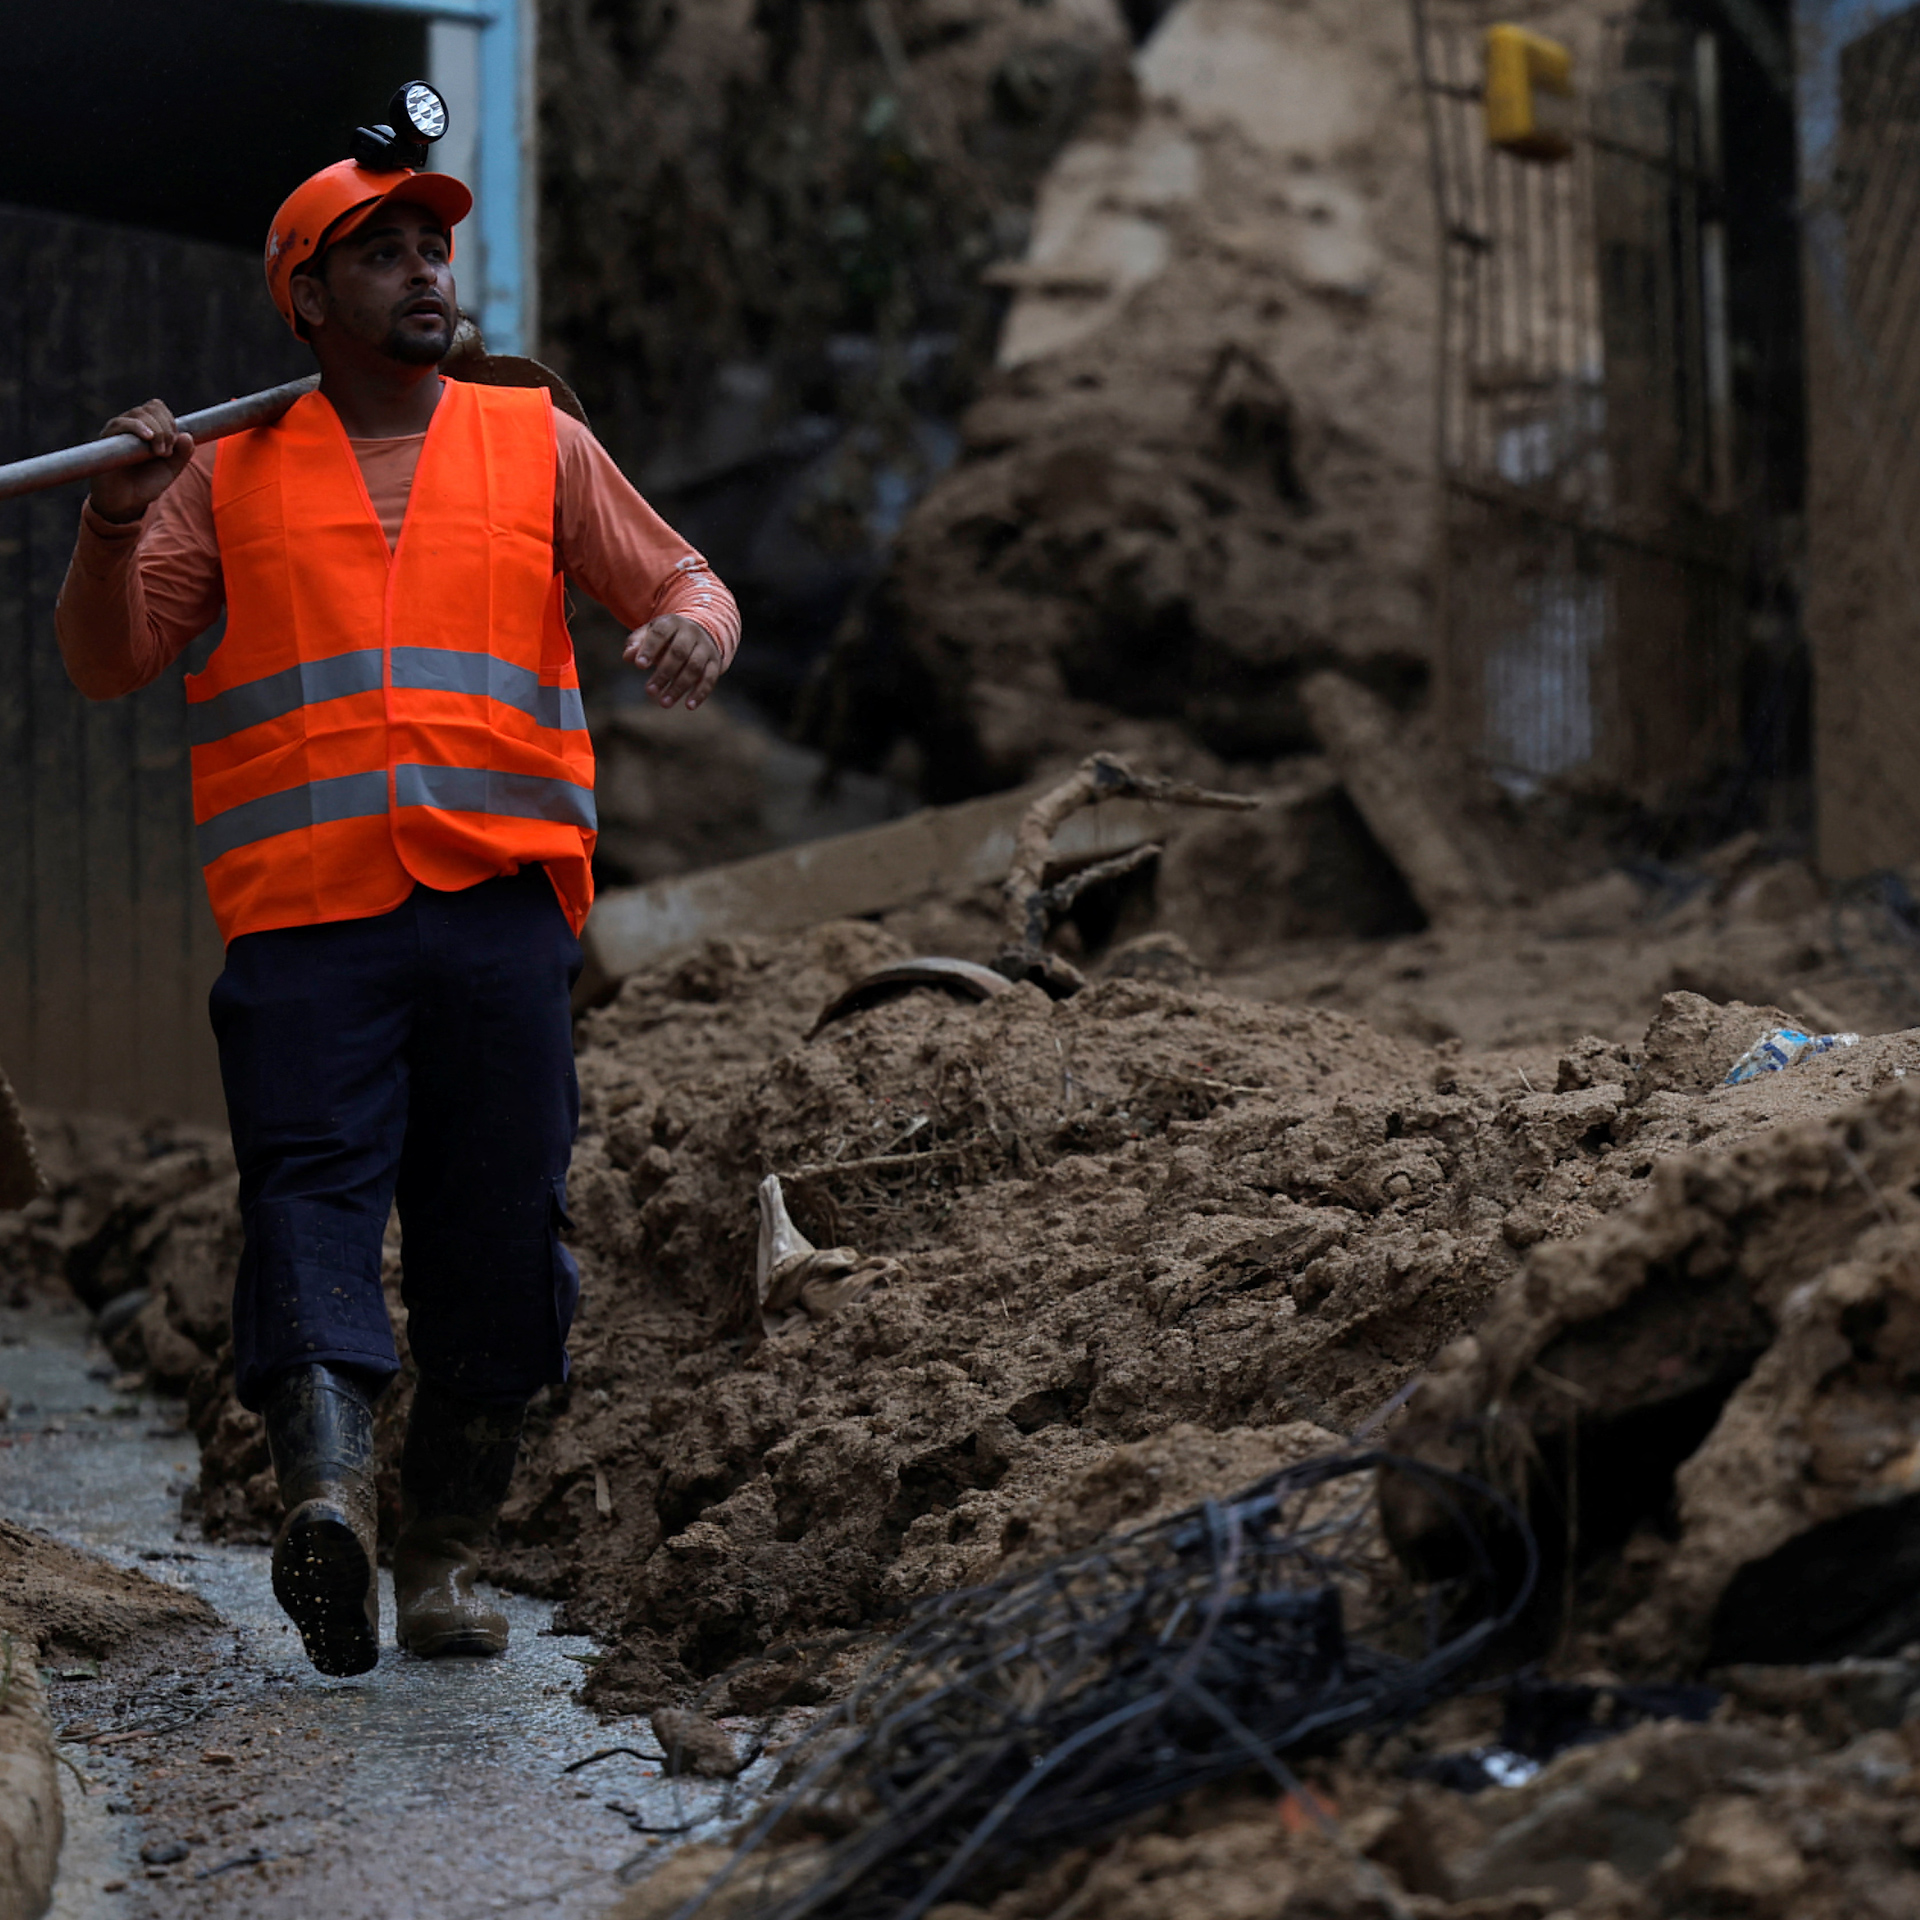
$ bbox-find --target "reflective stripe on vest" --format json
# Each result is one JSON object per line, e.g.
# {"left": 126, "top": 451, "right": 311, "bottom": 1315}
{"left": 196, "top": 382, "right": 596, "bottom": 943}
{"left": 195, "top": 769, "right": 391, "bottom": 866}
{"left": 186, "top": 647, "right": 589, "bottom": 749}
{"left": 196, "top": 764, "right": 598, "bottom": 867}
{"left": 186, "top": 649, "right": 385, "bottom": 748}
{"left": 392, "top": 764, "right": 598, "bottom": 829}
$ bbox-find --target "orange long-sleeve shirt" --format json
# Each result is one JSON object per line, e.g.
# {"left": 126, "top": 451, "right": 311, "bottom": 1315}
{"left": 55, "top": 397, "right": 740, "bottom": 700}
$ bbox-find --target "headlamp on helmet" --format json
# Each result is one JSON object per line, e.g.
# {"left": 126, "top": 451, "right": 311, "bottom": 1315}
{"left": 350, "top": 81, "right": 451, "bottom": 172}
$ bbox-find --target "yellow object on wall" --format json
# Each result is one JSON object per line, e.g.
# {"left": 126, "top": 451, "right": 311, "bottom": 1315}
{"left": 1485, "top": 24, "right": 1576, "bottom": 162}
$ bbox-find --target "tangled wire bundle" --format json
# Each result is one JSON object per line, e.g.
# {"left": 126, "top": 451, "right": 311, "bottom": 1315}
{"left": 670, "top": 1450, "right": 1537, "bottom": 1920}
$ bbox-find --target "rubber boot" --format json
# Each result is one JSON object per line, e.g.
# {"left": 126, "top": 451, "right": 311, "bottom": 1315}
{"left": 263, "top": 1364, "right": 382, "bottom": 1678}
{"left": 392, "top": 1379, "right": 524, "bottom": 1658}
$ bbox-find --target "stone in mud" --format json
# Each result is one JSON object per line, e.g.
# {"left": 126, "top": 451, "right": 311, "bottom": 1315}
{"left": 650, "top": 1708, "right": 746, "bottom": 1779}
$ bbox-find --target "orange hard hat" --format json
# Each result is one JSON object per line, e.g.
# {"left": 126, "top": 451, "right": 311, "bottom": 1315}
{"left": 264, "top": 160, "right": 474, "bottom": 335}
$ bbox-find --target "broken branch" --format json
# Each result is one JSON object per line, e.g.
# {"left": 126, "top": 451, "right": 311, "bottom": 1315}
{"left": 999, "top": 753, "right": 1260, "bottom": 987}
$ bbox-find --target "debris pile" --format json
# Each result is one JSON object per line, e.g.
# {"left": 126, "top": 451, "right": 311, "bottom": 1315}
{"left": 492, "top": 943, "right": 1917, "bottom": 1713}
{"left": 1385, "top": 1071, "right": 1920, "bottom": 1676}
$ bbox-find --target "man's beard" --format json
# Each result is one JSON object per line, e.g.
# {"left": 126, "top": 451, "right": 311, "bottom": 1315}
{"left": 384, "top": 318, "right": 453, "bottom": 365}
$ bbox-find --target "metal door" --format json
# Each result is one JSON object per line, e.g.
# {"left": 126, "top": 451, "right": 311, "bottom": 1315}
{"left": 1412, "top": 2, "right": 1746, "bottom": 803}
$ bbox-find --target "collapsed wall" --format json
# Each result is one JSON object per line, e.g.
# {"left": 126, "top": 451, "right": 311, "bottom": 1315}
{"left": 810, "top": 0, "right": 1445, "bottom": 793}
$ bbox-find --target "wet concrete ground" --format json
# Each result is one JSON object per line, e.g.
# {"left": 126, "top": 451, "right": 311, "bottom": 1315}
{"left": 0, "top": 1306, "right": 766, "bottom": 1920}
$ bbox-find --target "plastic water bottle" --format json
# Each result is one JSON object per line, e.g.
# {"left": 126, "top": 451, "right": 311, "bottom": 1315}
{"left": 1724, "top": 1027, "right": 1860, "bottom": 1085}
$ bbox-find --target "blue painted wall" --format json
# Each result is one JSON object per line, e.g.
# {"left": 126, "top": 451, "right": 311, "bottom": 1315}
{"left": 286, "top": 0, "right": 535, "bottom": 354}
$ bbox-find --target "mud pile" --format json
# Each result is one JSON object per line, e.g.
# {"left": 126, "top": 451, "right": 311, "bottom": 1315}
{"left": 813, "top": 0, "right": 1446, "bottom": 792}
{"left": 29, "top": 878, "right": 1920, "bottom": 1914}
{"left": 412, "top": 912, "right": 1899, "bottom": 1715}
{"left": 63, "top": 899, "right": 1912, "bottom": 1707}
{"left": 0, "top": 1519, "right": 213, "bottom": 1663}
{"left": 593, "top": 990, "right": 1920, "bottom": 1920}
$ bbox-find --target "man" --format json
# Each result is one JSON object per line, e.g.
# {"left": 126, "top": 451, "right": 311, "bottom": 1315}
{"left": 55, "top": 154, "right": 740, "bottom": 1677}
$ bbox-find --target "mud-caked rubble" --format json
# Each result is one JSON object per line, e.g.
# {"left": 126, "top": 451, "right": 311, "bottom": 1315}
{"left": 818, "top": 0, "right": 1446, "bottom": 790}
{"left": 1387, "top": 1033, "right": 1920, "bottom": 1677}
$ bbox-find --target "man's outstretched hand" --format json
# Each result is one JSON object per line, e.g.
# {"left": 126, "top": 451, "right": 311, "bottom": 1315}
{"left": 625, "top": 614, "right": 725, "bottom": 711}
{"left": 89, "top": 400, "right": 195, "bottom": 525}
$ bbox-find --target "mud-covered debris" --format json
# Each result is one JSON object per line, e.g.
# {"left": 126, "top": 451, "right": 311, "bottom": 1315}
{"left": 1723, "top": 1024, "right": 1860, "bottom": 1083}
{"left": 809, "top": 958, "right": 1012, "bottom": 1038}
{"left": 621, "top": 1704, "right": 1920, "bottom": 1919}
{"left": 755, "top": 1175, "right": 900, "bottom": 1325}
{"left": 1384, "top": 1073, "right": 1920, "bottom": 1671}
{"left": 996, "top": 751, "right": 1259, "bottom": 991}
{"left": 1629, "top": 989, "right": 1797, "bottom": 1100}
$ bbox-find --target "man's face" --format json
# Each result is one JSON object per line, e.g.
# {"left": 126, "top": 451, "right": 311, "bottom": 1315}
{"left": 294, "top": 204, "right": 457, "bottom": 365}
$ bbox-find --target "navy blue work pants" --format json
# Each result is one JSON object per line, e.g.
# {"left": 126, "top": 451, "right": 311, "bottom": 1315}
{"left": 211, "top": 868, "right": 582, "bottom": 1412}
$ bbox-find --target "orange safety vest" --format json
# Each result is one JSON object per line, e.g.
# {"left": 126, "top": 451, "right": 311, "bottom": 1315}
{"left": 191, "top": 381, "right": 595, "bottom": 944}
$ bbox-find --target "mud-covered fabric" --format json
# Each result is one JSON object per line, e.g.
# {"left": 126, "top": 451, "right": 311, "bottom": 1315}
{"left": 213, "top": 866, "right": 582, "bottom": 1410}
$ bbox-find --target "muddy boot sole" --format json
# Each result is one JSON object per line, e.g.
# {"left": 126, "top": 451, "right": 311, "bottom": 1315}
{"left": 398, "top": 1620, "right": 509, "bottom": 1659}
{"left": 273, "top": 1502, "right": 379, "bottom": 1677}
